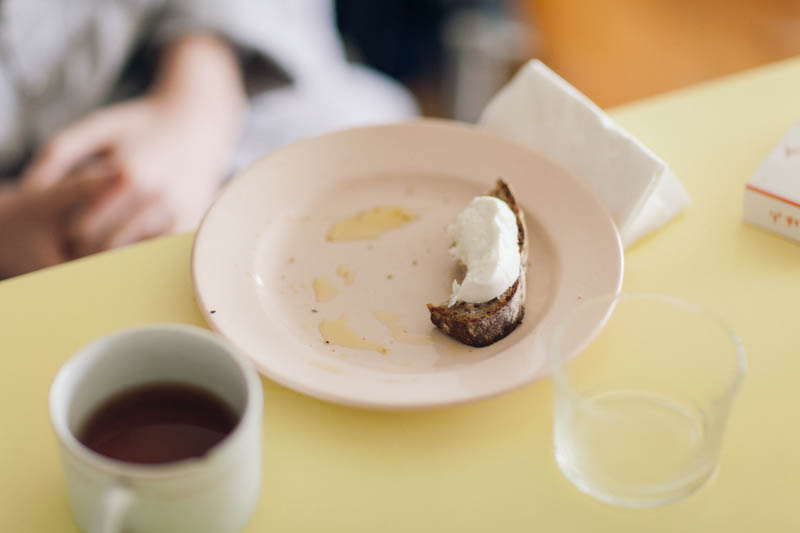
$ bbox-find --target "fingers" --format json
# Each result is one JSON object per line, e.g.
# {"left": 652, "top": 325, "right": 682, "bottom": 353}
{"left": 67, "top": 182, "right": 140, "bottom": 257}
{"left": 0, "top": 223, "right": 68, "bottom": 278}
{"left": 4, "top": 241, "right": 67, "bottom": 277}
{"left": 70, "top": 195, "right": 173, "bottom": 257}
{"left": 21, "top": 109, "right": 125, "bottom": 189}
{"left": 105, "top": 199, "right": 174, "bottom": 250}
{"left": 32, "top": 238, "right": 69, "bottom": 270}
{"left": 30, "top": 161, "right": 119, "bottom": 214}
{"left": 68, "top": 153, "right": 119, "bottom": 182}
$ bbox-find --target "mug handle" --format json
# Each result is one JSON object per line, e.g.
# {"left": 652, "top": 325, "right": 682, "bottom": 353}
{"left": 93, "top": 485, "right": 134, "bottom": 533}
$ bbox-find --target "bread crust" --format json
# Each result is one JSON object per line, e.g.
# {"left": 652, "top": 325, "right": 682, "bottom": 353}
{"left": 427, "top": 179, "right": 528, "bottom": 347}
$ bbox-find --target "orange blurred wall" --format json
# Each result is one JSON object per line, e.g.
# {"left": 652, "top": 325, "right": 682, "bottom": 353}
{"left": 521, "top": 0, "right": 800, "bottom": 108}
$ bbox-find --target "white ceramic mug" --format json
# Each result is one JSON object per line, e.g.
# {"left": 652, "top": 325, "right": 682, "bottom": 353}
{"left": 49, "top": 324, "right": 263, "bottom": 533}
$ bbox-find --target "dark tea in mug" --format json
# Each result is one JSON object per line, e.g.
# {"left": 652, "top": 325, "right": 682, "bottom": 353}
{"left": 78, "top": 382, "right": 239, "bottom": 464}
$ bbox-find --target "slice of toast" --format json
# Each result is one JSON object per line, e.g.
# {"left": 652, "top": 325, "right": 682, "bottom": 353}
{"left": 427, "top": 179, "right": 528, "bottom": 347}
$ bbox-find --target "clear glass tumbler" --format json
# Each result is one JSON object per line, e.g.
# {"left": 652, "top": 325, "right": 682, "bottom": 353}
{"left": 550, "top": 293, "right": 746, "bottom": 507}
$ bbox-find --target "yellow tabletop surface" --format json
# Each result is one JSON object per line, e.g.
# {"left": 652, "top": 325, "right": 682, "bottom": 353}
{"left": 2, "top": 57, "right": 800, "bottom": 532}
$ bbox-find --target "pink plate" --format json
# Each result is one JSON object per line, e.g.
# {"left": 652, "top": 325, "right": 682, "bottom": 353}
{"left": 192, "top": 120, "right": 623, "bottom": 409}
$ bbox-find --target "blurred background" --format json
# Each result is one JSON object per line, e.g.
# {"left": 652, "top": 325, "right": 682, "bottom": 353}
{"left": 3, "top": 0, "right": 800, "bottom": 279}
{"left": 337, "top": 0, "right": 800, "bottom": 117}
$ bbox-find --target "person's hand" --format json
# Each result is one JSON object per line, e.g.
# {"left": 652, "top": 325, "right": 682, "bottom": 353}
{"left": 0, "top": 164, "right": 116, "bottom": 278}
{"left": 21, "top": 34, "right": 245, "bottom": 257}
{"left": 24, "top": 96, "right": 234, "bottom": 257}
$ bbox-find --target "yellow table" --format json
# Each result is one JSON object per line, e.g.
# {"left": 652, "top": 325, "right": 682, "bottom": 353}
{"left": 3, "top": 57, "right": 800, "bottom": 532}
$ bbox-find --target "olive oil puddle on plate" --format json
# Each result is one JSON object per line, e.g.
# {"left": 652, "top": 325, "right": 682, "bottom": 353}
{"left": 319, "top": 314, "right": 389, "bottom": 355}
{"left": 336, "top": 265, "right": 355, "bottom": 285}
{"left": 373, "top": 311, "right": 432, "bottom": 345}
{"left": 326, "top": 206, "right": 417, "bottom": 242}
{"left": 312, "top": 277, "right": 338, "bottom": 302}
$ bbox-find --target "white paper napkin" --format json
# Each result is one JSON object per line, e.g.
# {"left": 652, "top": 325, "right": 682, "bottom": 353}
{"left": 479, "top": 60, "right": 689, "bottom": 248}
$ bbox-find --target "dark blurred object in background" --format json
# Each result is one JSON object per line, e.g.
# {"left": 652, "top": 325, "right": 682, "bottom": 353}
{"left": 336, "top": 0, "right": 452, "bottom": 82}
{"left": 336, "top": 0, "right": 535, "bottom": 120}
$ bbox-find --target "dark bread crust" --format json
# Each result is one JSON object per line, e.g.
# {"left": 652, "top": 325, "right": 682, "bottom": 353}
{"left": 427, "top": 179, "right": 528, "bottom": 347}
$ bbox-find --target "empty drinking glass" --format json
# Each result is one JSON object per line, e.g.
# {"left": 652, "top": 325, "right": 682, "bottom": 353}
{"left": 550, "top": 293, "right": 746, "bottom": 507}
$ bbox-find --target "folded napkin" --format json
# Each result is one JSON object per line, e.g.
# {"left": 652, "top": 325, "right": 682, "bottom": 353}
{"left": 479, "top": 60, "right": 689, "bottom": 248}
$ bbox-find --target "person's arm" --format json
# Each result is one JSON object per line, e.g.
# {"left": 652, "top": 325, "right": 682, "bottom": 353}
{"left": 22, "top": 33, "right": 246, "bottom": 256}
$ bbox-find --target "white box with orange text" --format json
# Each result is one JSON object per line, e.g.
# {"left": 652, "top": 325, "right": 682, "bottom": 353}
{"left": 743, "top": 120, "right": 800, "bottom": 242}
